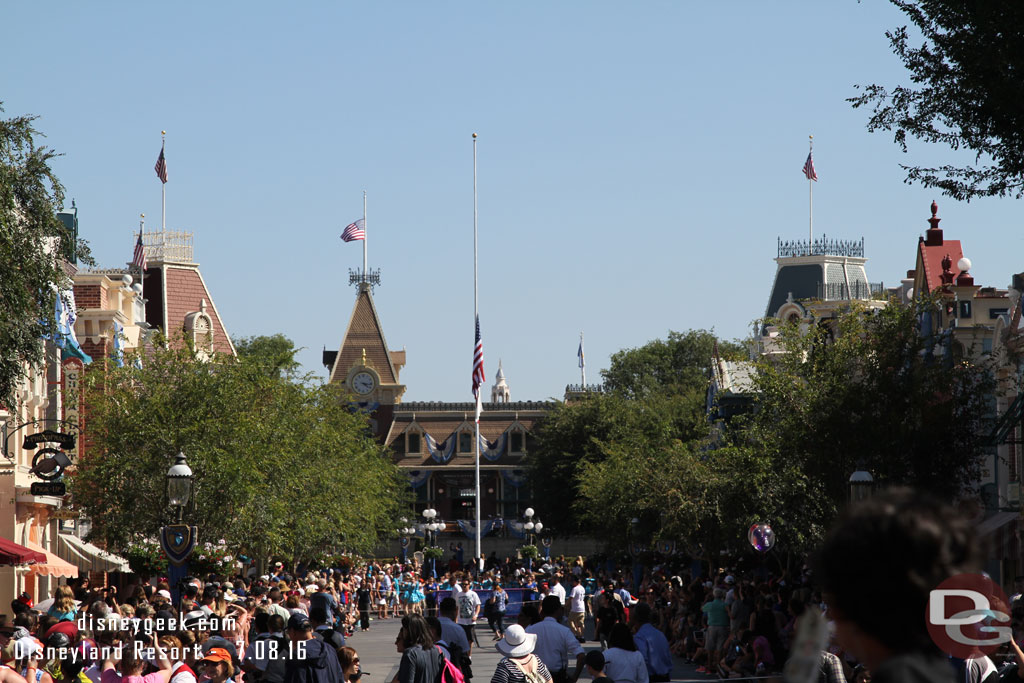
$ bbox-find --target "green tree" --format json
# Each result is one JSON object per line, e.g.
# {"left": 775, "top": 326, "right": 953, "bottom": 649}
{"left": 71, "top": 334, "right": 407, "bottom": 562}
{"left": 750, "top": 299, "right": 996, "bottom": 546}
{"left": 530, "top": 330, "right": 736, "bottom": 538}
{"left": 234, "top": 333, "right": 301, "bottom": 378}
{"left": 0, "top": 105, "right": 91, "bottom": 408}
{"left": 851, "top": 1, "right": 1024, "bottom": 200}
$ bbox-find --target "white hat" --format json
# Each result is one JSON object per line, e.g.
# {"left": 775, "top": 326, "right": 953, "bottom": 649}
{"left": 157, "top": 589, "right": 172, "bottom": 600}
{"left": 495, "top": 624, "right": 537, "bottom": 658}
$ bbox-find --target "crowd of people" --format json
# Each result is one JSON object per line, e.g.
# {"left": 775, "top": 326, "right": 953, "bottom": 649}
{"left": 2, "top": 490, "right": 1021, "bottom": 683}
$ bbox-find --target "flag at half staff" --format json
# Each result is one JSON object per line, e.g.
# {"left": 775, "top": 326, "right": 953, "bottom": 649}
{"left": 802, "top": 152, "right": 818, "bottom": 181}
{"left": 155, "top": 144, "right": 168, "bottom": 184}
{"left": 578, "top": 339, "right": 585, "bottom": 369}
{"left": 473, "top": 315, "right": 485, "bottom": 420}
{"left": 341, "top": 219, "right": 365, "bottom": 242}
{"left": 132, "top": 230, "right": 147, "bottom": 271}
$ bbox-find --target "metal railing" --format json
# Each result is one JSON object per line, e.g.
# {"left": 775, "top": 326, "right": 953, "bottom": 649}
{"left": 816, "top": 281, "right": 885, "bottom": 301}
{"left": 139, "top": 230, "right": 193, "bottom": 262}
{"left": 778, "top": 235, "right": 864, "bottom": 258}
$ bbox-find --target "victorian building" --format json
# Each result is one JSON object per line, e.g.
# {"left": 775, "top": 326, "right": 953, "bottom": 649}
{"left": 325, "top": 278, "right": 553, "bottom": 542}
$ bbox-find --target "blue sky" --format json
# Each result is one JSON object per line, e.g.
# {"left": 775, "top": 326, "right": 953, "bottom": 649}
{"left": 5, "top": 2, "right": 1021, "bottom": 401}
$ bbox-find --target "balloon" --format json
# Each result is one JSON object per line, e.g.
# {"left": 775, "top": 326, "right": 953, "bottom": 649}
{"left": 748, "top": 523, "right": 775, "bottom": 552}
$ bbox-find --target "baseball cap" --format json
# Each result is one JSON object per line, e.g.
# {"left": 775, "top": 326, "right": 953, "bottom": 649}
{"left": 287, "top": 613, "right": 311, "bottom": 631}
{"left": 725, "top": 575, "right": 735, "bottom": 585}
{"left": 201, "top": 647, "right": 232, "bottom": 664}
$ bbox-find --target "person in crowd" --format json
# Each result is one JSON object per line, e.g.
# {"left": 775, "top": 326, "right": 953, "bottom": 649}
{"left": 283, "top": 613, "right": 341, "bottom": 683}
{"left": 47, "top": 587, "right": 77, "bottom": 623}
{"left": 629, "top": 604, "right": 671, "bottom": 683}
{"left": 487, "top": 584, "right": 508, "bottom": 642}
{"left": 600, "top": 624, "right": 647, "bottom": 683}
{"left": 565, "top": 577, "right": 585, "bottom": 644}
{"left": 814, "top": 489, "right": 977, "bottom": 683}
{"left": 396, "top": 616, "right": 443, "bottom": 683}
{"left": 583, "top": 652, "right": 609, "bottom": 683}
{"left": 311, "top": 608, "right": 345, "bottom": 653}
{"left": 697, "top": 589, "right": 728, "bottom": 675}
{"left": 525, "top": 597, "right": 584, "bottom": 683}
{"left": 337, "top": 649, "right": 360, "bottom": 683}
{"left": 490, "top": 624, "right": 551, "bottom": 683}
{"left": 455, "top": 582, "right": 481, "bottom": 655}
{"left": 197, "top": 648, "right": 234, "bottom": 683}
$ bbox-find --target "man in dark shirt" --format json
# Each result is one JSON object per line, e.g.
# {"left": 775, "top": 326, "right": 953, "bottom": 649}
{"left": 309, "top": 581, "right": 339, "bottom": 627}
{"left": 356, "top": 584, "right": 372, "bottom": 632}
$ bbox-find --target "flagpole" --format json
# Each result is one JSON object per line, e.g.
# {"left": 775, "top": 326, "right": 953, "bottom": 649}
{"left": 581, "top": 332, "right": 587, "bottom": 385}
{"left": 808, "top": 135, "right": 813, "bottom": 250}
{"left": 363, "top": 191, "right": 368, "bottom": 279}
{"left": 473, "top": 132, "right": 482, "bottom": 573}
{"left": 161, "top": 131, "right": 166, "bottom": 232}
{"left": 139, "top": 213, "right": 146, "bottom": 303}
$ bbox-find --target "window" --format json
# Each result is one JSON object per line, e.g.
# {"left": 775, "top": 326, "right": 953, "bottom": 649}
{"left": 990, "top": 308, "right": 1009, "bottom": 320}
{"left": 459, "top": 432, "right": 473, "bottom": 453}
{"left": 959, "top": 300, "right": 972, "bottom": 318}
{"left": 510, "top": 432, "right": 524, "bottom": 453}
{"left": 407, "top": 433, "right": 421, "bottom": 454}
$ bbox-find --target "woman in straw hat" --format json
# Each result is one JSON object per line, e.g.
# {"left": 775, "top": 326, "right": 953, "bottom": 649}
{"left": 491, "top": 625, "right": 551, "bottom": 683}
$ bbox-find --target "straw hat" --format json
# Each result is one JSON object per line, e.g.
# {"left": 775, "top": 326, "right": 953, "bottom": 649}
{"left": 495, "top": 624, "right": 537, "bottom": 658}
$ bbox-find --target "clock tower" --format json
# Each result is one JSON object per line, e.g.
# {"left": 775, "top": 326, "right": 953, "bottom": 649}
{"left": 326, "top": 282, "right": 406, "bottom": 410}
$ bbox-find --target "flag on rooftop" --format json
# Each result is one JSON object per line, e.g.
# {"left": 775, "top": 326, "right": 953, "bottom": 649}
{"left": 341, "top": 219, "right": 366, "bottom": 242}
{"left": 131, "top": 230, "right": 147, "bottom": 271}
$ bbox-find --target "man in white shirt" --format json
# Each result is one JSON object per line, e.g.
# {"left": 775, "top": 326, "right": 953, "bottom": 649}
{"left": 567, "top": 575, "right": 587, "bottom": 641}
{"left": 455, "top": 580, "right": 481, "bottom": 654}
{"left": 526, "top": 596, "right": 585, "bottom": 683}
{"left": 550, "top": 573, "right": 567, "bottom": 606}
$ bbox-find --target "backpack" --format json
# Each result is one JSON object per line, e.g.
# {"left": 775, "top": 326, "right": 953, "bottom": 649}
{"left": 436, "top": 646, "right": 466, "bottom": 683}
{"left": 509, "top": 656, "right": 547, "bottom": 683}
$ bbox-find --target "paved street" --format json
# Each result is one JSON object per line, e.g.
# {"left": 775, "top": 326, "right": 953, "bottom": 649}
{"left": 343, "top": 615, "right": 709, "bottom": 683}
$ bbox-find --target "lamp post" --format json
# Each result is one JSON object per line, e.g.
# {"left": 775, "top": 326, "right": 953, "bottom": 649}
{"left": 399, "top": 518, "right": 416, "bottom": 565}
{"left": 849, "top": 467, "right": 874, "bottom": 503}
{"left": 523, "top": 507, "right": 541, "bottom": 572}
{"left": 160, "top": 451, "right": 196, "bottom": 605}
{"left": 423, "top": 508, "right": 443, "bottom": 577}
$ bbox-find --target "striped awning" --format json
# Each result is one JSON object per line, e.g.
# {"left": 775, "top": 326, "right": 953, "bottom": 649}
{"left": 25, "top": 541, "right": 78, "bottom": 578}
{"left": 57, "top": 534, "right": 130, "bottom": 574}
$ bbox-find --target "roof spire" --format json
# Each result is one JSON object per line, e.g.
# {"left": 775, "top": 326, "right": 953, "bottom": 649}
{"left": 925, "top": 200, "right": 944, "bottom": 246}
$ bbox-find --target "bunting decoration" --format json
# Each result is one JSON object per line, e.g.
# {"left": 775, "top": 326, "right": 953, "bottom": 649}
{"left": 424, "top": 433, "right": 457, "bottom": 464}
{"left": 478, "top": 433, "right": 507, "bottom": 461}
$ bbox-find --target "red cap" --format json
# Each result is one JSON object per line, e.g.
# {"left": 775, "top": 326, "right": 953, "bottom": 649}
{"left": 44, "top": 621, "right": 79, "bottom": 641}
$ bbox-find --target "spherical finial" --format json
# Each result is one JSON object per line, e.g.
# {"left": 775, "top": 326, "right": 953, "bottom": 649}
{"left": 931, "top": 200, "right": 938, "bottom": 217}
{"left": 162, "top": 130, "right": 166, "bottom": 135}
{"left": 140, "top": 213, "right": 145, "bottom": 218}
{"left": 957, "top": 257, "right": 972, "bottom": 273}
{"left": 472, "top": 133, "right": 477, "bottom": 138}
{"left": 809, "top": 134, "right": 813, "bottom": 139}
{"left": 121, "top": 274, "right": 133, "bottom": 287}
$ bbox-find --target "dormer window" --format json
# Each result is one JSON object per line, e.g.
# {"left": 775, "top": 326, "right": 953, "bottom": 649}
{"left": 407, "top": 432, "right": 421, "bottom": 454}
{"left": 184, "top": 299, "right": 214, "bottom": 359}
{"left": 458, "top": 432, "right": 473, "bottom": 453}
{"left": 510, "top": 431, "right": 524, "bottom": 453}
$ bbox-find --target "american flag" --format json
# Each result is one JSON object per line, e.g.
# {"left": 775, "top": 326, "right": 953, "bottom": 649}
{"left": 802, "top": 152, "right": 818, "bottom": 181}
{"left": 472, "top": 315, "right": 485, "bottom": 418}
{"left": 155, "top": 145, "right": 168, "bottom": 184}
{"left": 340, "top": 219, "right": 366, "bottom": 242}
{"left": 132, "top": 230, "right": 147, "bottom": 271}
{"left": 577, "top": 339, "right": 585, "bottom": 369}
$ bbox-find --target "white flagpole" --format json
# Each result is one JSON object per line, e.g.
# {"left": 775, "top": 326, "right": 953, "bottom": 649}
{"left": 139, "top": 214, "right": 146, "bottom": 303}
{"left": 161, "top": 131, "right": 166, "bottom": 232}
{"left": 580, "top": 331, "right": 586, "bottom": 386}
{"left": 808, "top": 135, "right": 813, "bottom": 250}
{"left": 363, "top": 191, "right": 368, "bottom": 279}
{"left": 473, "top": 132, "right": 482, "bottom": 573}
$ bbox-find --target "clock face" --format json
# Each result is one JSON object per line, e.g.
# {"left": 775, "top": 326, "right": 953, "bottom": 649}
{"left": 352, "top": 371, "right": 376, "bottom": 395}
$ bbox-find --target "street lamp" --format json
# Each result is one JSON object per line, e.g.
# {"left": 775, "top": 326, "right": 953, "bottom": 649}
{"left": 849, "top": 467, "right": 874, "bottom": 503}
{"left": 159, "top": 451, "right": 197, "bottom": 606}
{"left": 422, "top": 508, "right": 443, "bottom": 577}
{"left": 167, "top": 451, "right": 193, "bottom": 523}
{"left": 523, "top": 508, "right": 540, "bottom": 571}
{"left": 399, "top": 518, "right": 417, "bottom": 565}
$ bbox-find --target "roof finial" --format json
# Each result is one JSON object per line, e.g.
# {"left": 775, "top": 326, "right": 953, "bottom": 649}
{"left": 940, "top": 254, "right": 954, "bottom": 284}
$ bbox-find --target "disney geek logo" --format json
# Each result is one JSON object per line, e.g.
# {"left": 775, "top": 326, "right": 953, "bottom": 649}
{"left": 926, "top": 573, "right": 1012, "bottom": 659}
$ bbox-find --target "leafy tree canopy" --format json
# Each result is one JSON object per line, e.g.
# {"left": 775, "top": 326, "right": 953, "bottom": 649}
{"left": 72, "top": 335, "right": 408, "bottom": 563}
{"left": 0, "top": 104, "right": 91, "bottom": 408}
{"left": 234, "top": 333, "right": 301, "bottom": 378}
{"left": 851, "top": 1, "right": 1024, "bottom": 200}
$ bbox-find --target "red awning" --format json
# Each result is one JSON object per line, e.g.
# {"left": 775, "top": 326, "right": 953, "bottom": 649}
{"left": 0, "top": 537, "right": 47, "bottom": 566}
